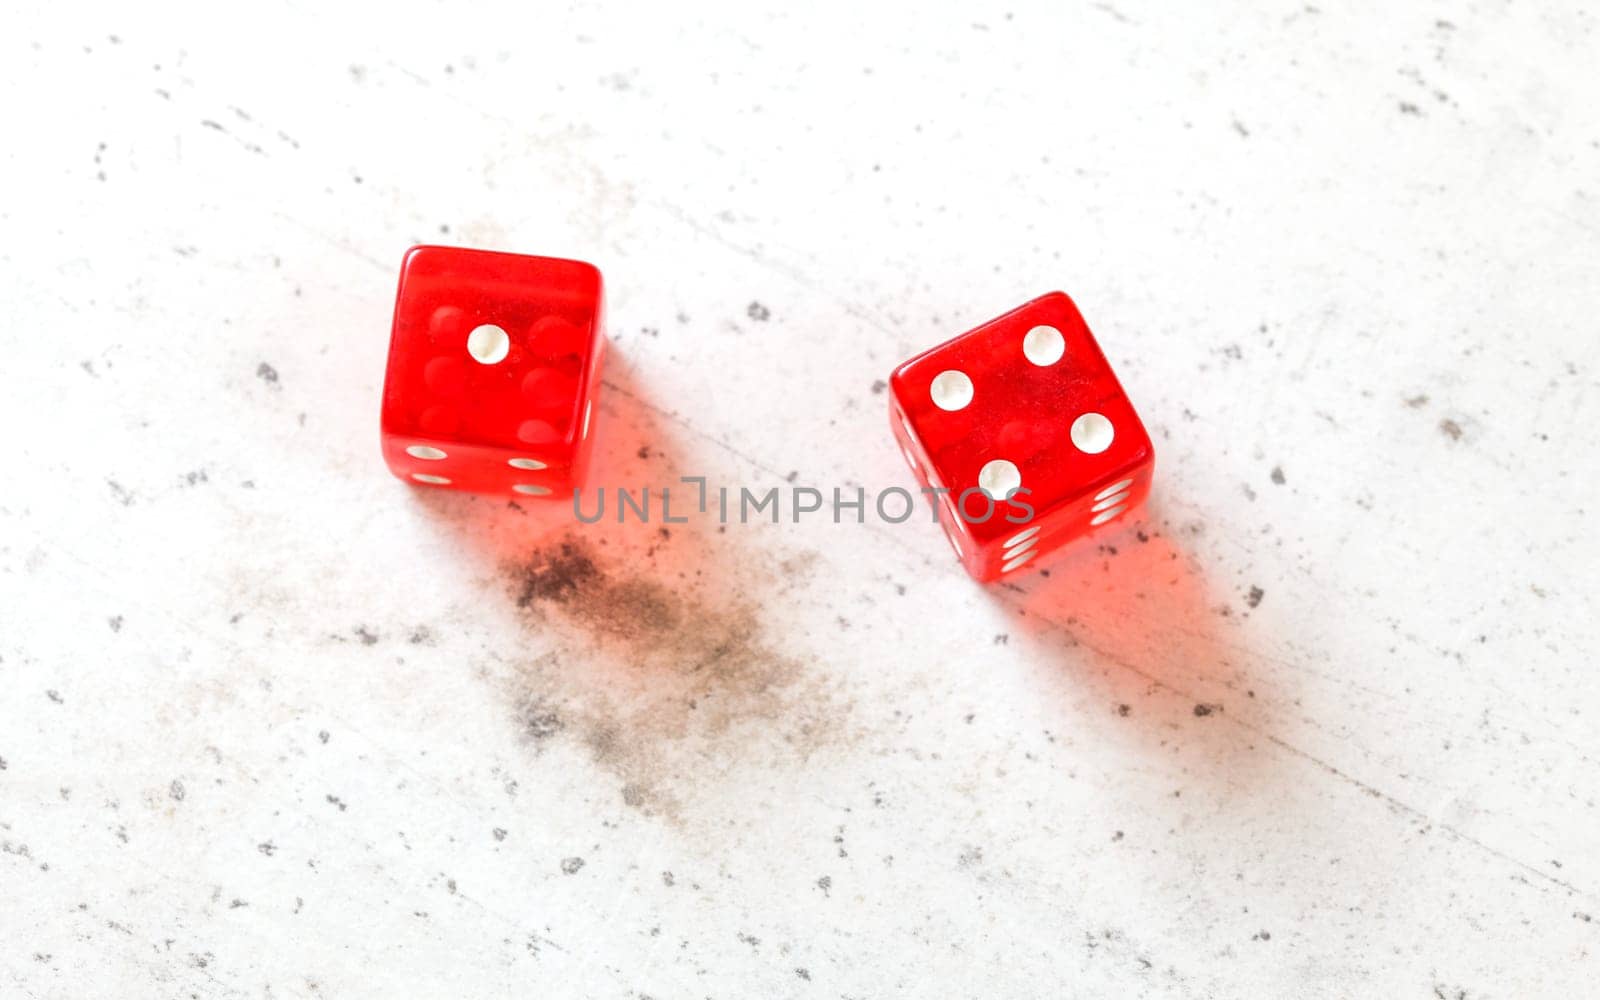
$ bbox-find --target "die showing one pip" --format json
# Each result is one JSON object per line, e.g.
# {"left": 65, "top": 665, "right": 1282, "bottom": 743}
{"left": 380, "top": 246, "right": 604, "bottom": 498}
{"left": 888, "top": 291, "right": 1154, "bottom": 582}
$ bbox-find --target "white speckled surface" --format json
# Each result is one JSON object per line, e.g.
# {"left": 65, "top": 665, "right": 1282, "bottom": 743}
{"left": 3, "top": 2, "right": 1599, "bottom": 997}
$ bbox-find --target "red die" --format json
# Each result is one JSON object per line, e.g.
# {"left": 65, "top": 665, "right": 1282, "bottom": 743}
{"left": 889, "top": 291, "right": 1154, "bottom": 582}
{"left": 380, "top": 246, "right": 605, "bottom": 498}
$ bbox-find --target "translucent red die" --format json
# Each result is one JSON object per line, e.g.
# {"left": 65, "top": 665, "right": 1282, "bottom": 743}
{"left": 889, "top": 291, "right": 1154, "bottom": 582}
{"left": 380, "top": 246, "right": 605, "bottom": 498}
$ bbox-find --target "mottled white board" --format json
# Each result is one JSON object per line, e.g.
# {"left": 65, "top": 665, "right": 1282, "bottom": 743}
{"left": 2, "top": 1, "right": 1598, "bottom": 997}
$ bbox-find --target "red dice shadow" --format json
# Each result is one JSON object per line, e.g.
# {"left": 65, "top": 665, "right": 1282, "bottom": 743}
{"left": 407, "top": 353, "right": 741, "bottom": 611}
{"left": 985, "top": 498, "right": 1289, "bottom": 782}
{"left": 403, "top": 353, "right": 850, "bottom": 821}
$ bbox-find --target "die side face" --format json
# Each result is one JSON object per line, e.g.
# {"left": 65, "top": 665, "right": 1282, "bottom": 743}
{"left": 380, "top": 246, "right": 604, "bottom": 497}
{"left": 889, "top": 403, "right": 984, "bottom": 576}
{"left": 889, "top": 291, "right": 1154, "bottom": 581}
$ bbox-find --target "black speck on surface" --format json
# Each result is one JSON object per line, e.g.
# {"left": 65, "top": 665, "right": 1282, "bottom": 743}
{"left": 662, "top": 870, "right": 675, "bottom": 887}
{"left": 325, "top": 794, "right": 347, "bottom": 812}
{"left": 257, "top": 841, "right": 276, "bottom": 857}
{"left": 816, "top": 875, "right": 832, "bottom": 895}
{"left": 108, "top": 615, "right": 123, "bottom": 632}
{"left": 519, "top": 699, "right": 564, "bottom": 742}
{"left": 560, "top": 856, "right": 585, "bottom": 875}
{"left": 1270, "top": 466, "right": 1286, "bottom": 485}
{"left": 1246, "top": 586, "right": 1264, "bottom": 609}
{"left": 0, "top": 755, "right": 8, "bottom": 771}
{"left": 46, "top": 690, "right": 63, "bottom": 704}
{"left": 256, "top": 362, "right": 279, "bottom": 385}
{"left": 796, "top": 968, "right": 811, "bottom": 981}
{"left": 169, "top": 780, "right": 185, "bottom": 801}
{"left": 870, "top": 379, "right": 887, "bottom": 394}
{"left": 747, "top": 301, "right": 771, "bottom": 321}
{"left": 353, "top": 626, "right": 378, "bottom": 646}
{"left": 1439, "top": 418, "right": 1463, "bottom": 441}
{"left": 317, "top": 730, "right": 330, "bottom": 744}
{"left": 492, "top": 828, "right": 507, "bottom": 842}
{"left": 1193, "top": 703, "right": 1218, "bottom": 717}
{"left": 1117, "top": 704, "right": 1131, "bottom": 717}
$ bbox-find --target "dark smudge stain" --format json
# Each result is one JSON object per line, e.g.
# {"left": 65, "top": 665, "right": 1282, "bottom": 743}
{"left": 501, "top": 535, "right": 847, "bottom": 823}
{"left": 513, "top": 542, "right": 600, "bottom": 604}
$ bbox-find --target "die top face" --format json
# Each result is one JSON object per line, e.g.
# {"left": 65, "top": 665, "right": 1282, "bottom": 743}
{"left": 381, "top": 245, "right": 603, "bottom": 455}
{"left": 889, "top": 291, "right": 1154, "bottom": 550}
